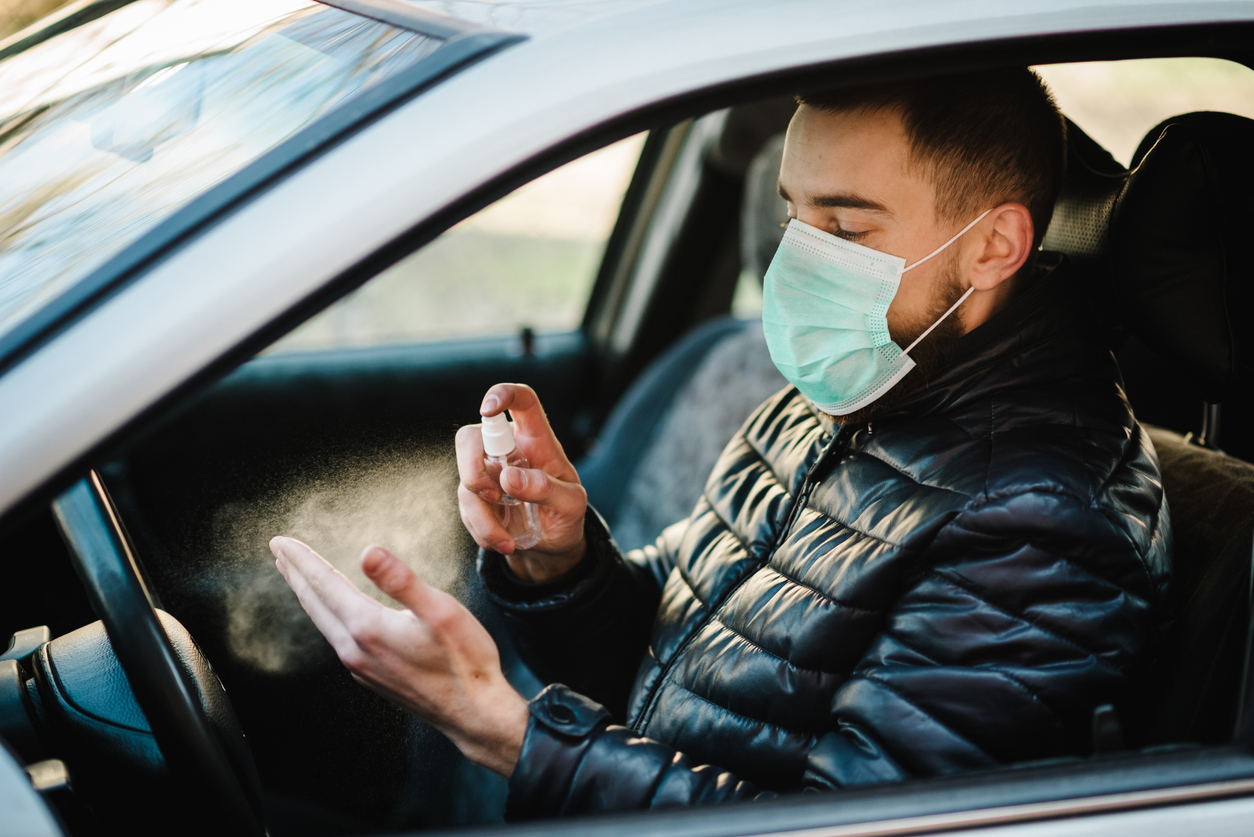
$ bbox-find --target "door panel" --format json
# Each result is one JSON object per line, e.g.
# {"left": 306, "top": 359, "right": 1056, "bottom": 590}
{"left": 104, "top": 331, "right": 589, "bottom": 832}
{"left": 95, "top": 132, "right": 650, "bottom": 831}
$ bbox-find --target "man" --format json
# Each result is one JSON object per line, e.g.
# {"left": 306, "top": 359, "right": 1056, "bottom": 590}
{"left": 271, "top": 68, "right": 1171, "bottom": 818}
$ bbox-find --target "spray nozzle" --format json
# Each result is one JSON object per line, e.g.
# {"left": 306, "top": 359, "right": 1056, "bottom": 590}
{"left": 481, "top": 412, "right": 516, "bottom": 457}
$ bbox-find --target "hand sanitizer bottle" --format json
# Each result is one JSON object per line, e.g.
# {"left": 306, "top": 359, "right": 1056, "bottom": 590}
{"left": 481, "top": 413, "right": 543, "bottom": 550}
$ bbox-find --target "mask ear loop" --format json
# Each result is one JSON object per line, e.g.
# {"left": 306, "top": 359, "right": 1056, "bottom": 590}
{"left": 903, "top": 286, "right": 976, "bottom": 354}
{"left": 901, "top": 208, "right": 993, "bottom": 274}
{"left": 899, "top": 208, "right": 993, "bottom": 355}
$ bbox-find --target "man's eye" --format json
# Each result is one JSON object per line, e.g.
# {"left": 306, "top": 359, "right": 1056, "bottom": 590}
{"left": 835, "top": 228, "right": 867, "bottom": 242}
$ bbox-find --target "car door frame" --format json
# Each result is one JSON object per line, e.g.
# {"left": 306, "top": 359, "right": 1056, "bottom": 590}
{"left": 5, "top": 6, "right": 1254, "bottom": 832}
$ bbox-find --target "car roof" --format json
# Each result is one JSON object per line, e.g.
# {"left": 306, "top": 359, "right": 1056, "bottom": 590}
{"left": 1, "top": 0, "right": 1252, "bottom": 520}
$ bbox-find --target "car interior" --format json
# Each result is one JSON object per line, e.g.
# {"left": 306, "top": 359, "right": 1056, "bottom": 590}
{"left": 4, "top": 36, "right": 1254, "bottom": 837}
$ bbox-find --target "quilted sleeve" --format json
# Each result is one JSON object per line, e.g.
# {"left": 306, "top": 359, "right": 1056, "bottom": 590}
{"left": 479, "top": 509, "right": 687, "bottom": 719}
{"left": 805, "top": 486, "right": 1167, "bottom": 788}
{"left": 506, "top": 684, "right": 767, "bottom": 820}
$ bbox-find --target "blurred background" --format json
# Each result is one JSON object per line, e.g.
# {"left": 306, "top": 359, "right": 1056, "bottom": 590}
{"left": 0, "top": 0, "right": 71, "bottom": 40}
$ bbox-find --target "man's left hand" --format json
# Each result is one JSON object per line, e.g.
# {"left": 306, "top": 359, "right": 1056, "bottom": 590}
{"left": 270, "top": 536, "right": 529, "bottom": 776}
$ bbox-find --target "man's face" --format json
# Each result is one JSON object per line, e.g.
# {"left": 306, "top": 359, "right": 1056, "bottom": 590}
{"left": 777, "top": 104, "right": 965, "bottom": 344}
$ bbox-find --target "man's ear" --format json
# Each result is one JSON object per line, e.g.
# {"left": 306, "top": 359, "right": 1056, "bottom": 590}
{"left": 968, "top": 203, "right": 1033, "bottom": 291}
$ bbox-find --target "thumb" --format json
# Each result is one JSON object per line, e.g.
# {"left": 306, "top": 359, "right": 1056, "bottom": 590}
{"left": 500, "top": 466, "right": 586, "bottom": 517}
{"left": 360, "top": 545, "right": 440, "bottom": 615}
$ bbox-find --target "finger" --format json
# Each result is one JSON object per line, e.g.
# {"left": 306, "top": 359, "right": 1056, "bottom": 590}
{"left": 458, "top": 485, "right": 515, "bottom": 554}
{"left": 271, "top": 536, "right": 375, "bottom": 625}
{"left": 360, "top": 545, "right": 450, "bottom": 618}
{"left": 274, "top": 552, "right": 354, "bottom": 650}
{"left": 499, "top": 467, "right": 587, "bottom": 518}
{"left": 479, "top": 384, "right": 577, "bottom": 481}
{"left": 360, "top": 547, "right": 502, "bottom": 674}
{"left": 455, "top": 424, "right": 501, "bottom": 502}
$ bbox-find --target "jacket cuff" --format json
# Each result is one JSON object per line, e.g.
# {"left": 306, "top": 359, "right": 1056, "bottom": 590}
{"left": 506, "top": 683, "right": 613, "bottom": 821}
{"left": 478, "top": 507, "right": 620, "bottom": 612}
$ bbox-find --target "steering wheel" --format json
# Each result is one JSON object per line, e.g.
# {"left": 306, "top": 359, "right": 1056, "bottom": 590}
{"left": 50, "top": 472, "right": 264, "bottom": 836}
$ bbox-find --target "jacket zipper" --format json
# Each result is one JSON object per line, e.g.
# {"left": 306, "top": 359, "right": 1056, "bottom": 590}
{"left": 632, "top": 423, "right": 858, "bottom": 732}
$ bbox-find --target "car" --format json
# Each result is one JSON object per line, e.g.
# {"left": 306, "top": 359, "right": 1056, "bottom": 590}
{"left": 3, "top": 0, "right": 1254, "bottom": 834}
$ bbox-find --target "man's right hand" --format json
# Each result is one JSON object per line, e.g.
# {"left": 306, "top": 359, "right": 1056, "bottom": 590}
{"left": 456, "top": 383, "right": 588, "bottom": 582}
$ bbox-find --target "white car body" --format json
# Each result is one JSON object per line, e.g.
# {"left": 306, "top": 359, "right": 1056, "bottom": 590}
{"left": 2, "top": 1, "right": 1254, "bottom": 834}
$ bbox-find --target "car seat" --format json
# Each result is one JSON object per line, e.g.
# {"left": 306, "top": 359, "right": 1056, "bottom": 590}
{"left": 577, "top": 133, "right": 787, "bottom": 550}
{"left": 1046, "top": 111, "right": 1254, "bottom": 746}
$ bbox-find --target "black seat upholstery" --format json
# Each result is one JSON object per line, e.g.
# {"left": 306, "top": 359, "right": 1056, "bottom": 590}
{"left": 1041, "top": 117, "right": 1128, "bottom": 265}
{"left": 579, "top": 124, "right": 787, "bottom": 549}
{"left": 1048, "top": 111, "right": 1254, "bottom": 745}
{"left": 1116, "top": 113, "right": 1254, "bottom": 456}
{"left": 1138, "top": 425, "right": 1254, "bottom": 744}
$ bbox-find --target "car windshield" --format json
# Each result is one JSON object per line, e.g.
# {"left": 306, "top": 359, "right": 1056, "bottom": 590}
{"left": 0, "top": 0, "right": 443, "bottom": 345}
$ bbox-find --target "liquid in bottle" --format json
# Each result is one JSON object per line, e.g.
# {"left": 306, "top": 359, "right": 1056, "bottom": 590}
{"left": 480, "top": 412, "right": 543, "bottom": 550}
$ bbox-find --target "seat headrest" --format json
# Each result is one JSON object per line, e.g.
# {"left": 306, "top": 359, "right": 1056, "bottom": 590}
{"left": 741, "top": 132, "right": 788, "bottom": 281}
{"left": 1041, "top": 118, "right": 1128, "bottom": 262}
{"left": 1109, "top": 111, "right": 1254, "bottom": 403}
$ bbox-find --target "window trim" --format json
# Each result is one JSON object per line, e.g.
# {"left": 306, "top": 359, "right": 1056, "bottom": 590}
{"left": 493, "top": 745, "right": 1254, "bottom": 837}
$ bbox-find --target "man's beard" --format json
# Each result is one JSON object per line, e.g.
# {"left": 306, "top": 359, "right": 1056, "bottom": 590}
{"left": 831, "top": 256, "right": 966, "bottom": 426}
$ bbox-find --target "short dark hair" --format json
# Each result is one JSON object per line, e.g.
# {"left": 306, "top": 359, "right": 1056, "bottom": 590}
{"left": 796, "top": 69, "right": 1065, "bottom": 249}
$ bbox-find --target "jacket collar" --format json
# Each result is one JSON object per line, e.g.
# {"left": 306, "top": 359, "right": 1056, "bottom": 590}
{"left": 897, "top": 252, "right": 1106, "bottom": 417}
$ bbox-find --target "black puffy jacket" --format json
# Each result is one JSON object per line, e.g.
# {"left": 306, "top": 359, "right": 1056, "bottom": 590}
{"left": 480, "top": 256, "right": 1172, "bottom": 819}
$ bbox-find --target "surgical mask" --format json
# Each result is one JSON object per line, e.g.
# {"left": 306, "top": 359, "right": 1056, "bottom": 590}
{"left": 762, "top": 209, "right": 990, "bottom": 416}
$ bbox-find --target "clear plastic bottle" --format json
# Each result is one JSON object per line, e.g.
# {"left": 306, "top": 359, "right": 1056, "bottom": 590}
{"left": 480, "top": 412, "right": 543, "bottom": 550}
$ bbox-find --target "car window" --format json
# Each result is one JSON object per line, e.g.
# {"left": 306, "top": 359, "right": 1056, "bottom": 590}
{"left": 1035, "top": 57, "right": 1254, "bottom": 165}
{"left": 0, "top": 0, "right": 443, "bottom": 346}
{"left": 267, "top": 133, "right": 647, "bottom": 353}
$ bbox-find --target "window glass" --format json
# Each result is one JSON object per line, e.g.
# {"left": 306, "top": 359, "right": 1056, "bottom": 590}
{"left": 1034, "top": 57, "right": 1254, "bottom": 165}
{"left": 269, "top": 133, "right": 647, "bottom": 352}
{"left": 0, "top": 0, "right": 441, "bottom": 343}
{"left": 731, "top": 269, "right": 764, "bottom": 318}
